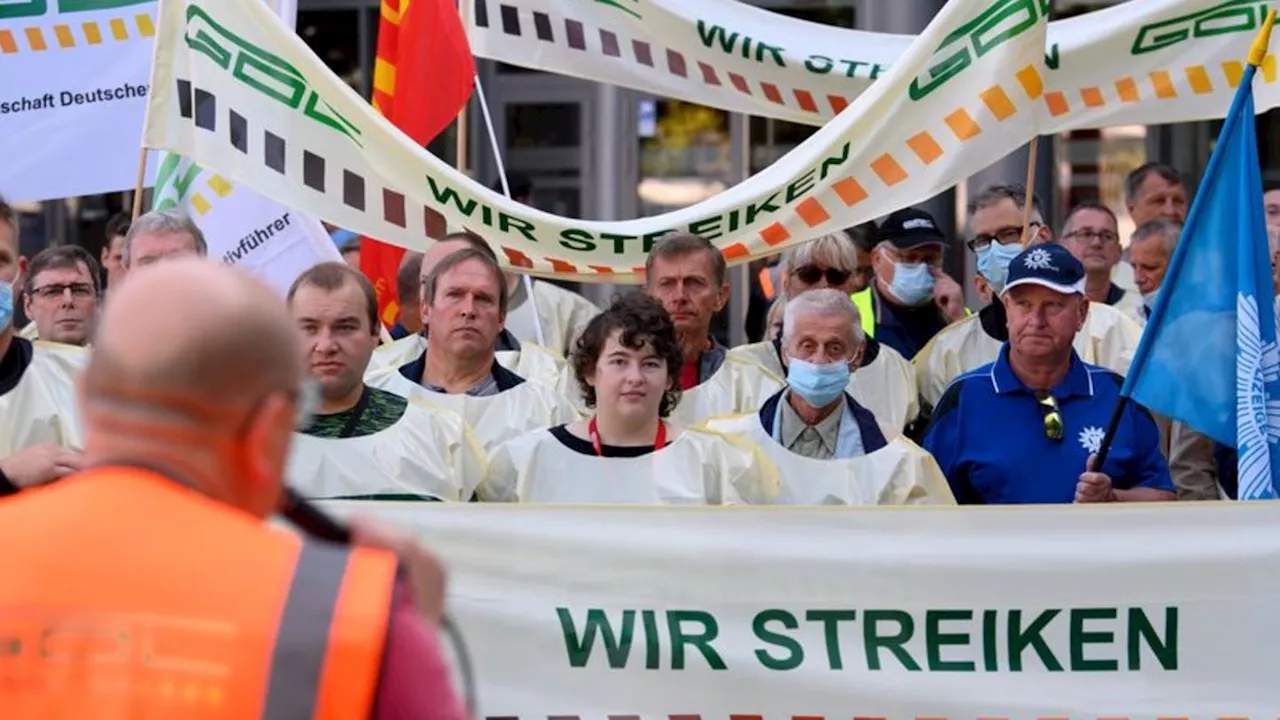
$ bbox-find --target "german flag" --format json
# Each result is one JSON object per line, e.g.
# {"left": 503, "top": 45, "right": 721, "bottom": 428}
{"left": 362, "top": 0, "right": 475, "bottom": 329}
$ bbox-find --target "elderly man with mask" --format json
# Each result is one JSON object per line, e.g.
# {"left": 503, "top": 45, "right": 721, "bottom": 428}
{"left": 706, "top": 289, "right": 952, "bottom": 505}
{"left": 728, "top": 231, "right": 918, "bottom": 437}
{"left": 621, "top": 232, "right": 781, "bottom": 426}
{"left": 0, "top": 196, "right": 87, "bottom": 493}
{"left": 285, "top": 262, "right": 485, "bottom": 502}
{"left": 366, "top": 246, "right": 576, "bottom": 451}
{"left": 1061, "top": 203, "right": 1145, "bottom": 325}
{"left": 924, "top": 244, "right": 1174, "bottom": 504}
{"left": 861, "top": 208, "right": 967, "bottom": 359}
{"left": 369, "top": 231, "right": 565, "bottom": 387}
{"left": 915, "top": 183, "right": 1143, "bottom": 414}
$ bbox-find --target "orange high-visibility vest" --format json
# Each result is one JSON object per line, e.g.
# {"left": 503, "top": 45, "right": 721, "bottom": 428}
{"left": 0, "top": 467, "right": 398, "bottom": 719}
{"left": 758, "top": 264, "right": 785, "bottom": 301}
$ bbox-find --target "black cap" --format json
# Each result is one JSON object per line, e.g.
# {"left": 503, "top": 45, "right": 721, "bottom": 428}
{"left": 1001, "top": 243, "right": 1086, "bottom": 297}
{"left": 876, "top": 208, "right": 946, "bottom": 249}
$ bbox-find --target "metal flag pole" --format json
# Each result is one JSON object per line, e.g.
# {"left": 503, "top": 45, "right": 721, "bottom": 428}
{"left": 472, "top": 74, "right": 547, "bottom": 348}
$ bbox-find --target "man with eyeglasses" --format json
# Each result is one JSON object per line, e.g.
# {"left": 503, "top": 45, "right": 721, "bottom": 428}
{"left": 21, "top": 245, "right": 102, "bottom": 347}
{"left": 914, "top": 184, "right": 1143, "bottom": 417}
{"left": 863, "top": 208, "right": 966, "bottom": 360}
{"left": 727, "top": 230, "right": 919, "bottom": 437}
{"left": 0, "top": 196, "right": 89, "bottom": 495}
{"left": 923, "top": 244, "right": 1174, "bottom": 505}
{"left": 1061, "top": 203, "right": 1145, "bottom": 325}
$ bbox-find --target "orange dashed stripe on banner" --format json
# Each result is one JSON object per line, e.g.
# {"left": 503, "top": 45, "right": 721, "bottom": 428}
{"left": 0, "top": 13, "right": 150, "bottom": 53}
{"left": 871, "top": 153, "right": 908, "bottom": 186}
{"left": 795, "top": 197, "right": 830, "bottom": 226}
{"left": 1186, "top": 65, "right": 1213, "bottom": 94}
{"left": 1150, "top": 70, "right": 1177, "bottom": 98}
{"left": 980, "top": 85, "right": 1016, "bottom": 121}
{"left": 944, "top": 109, "right": 981, "bottom": 141}
{"left": 1044, "top": 90, "right": 1070, "bottom": 116}
{"left": 1081, "top": 86, "right": 1105, "bottom": 108}
{"left": 907, "top": 131, "right": 943, "bottom": 165}
{"left": 1116, "top": 77, "right": 1140, "bottom": 102}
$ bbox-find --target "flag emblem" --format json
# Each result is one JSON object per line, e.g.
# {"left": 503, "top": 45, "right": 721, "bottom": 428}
{"left": 1234, "top": 293, "right": 1280, "bottom": 499}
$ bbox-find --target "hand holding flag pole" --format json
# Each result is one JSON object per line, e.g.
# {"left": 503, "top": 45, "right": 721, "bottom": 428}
{"left": 1091, "top": 9, "right": 1277, "bottom": 487}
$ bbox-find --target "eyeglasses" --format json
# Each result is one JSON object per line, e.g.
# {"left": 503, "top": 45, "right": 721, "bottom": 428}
{"left": 793, "top": 265, "right": 852, "bottom": 286}
{"left": 1035, "top": 391, "right": 1064, "bottom": 442}
{"left": 1064, "top": 228, "right": 1119, "bottom": 245}
{"left": 29, "top": 282, "right": 95, "bottom": 300}
{"left": 968, "top": 223, "right": 1041, "bottom": 252}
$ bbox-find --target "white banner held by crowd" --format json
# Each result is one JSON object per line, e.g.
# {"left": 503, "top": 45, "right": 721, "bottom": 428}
{"left": 143, "top": 0, "right": 1047, "bottom": 280}
{"left": 325, "top": 501, "right": 1280, "bottom": 718}
{"left": 0, "top": 0, "right": 157, "bottom": 203}
{"left": 150, "top": 0, "right": 341, "bottom": 296}
{"left": 471, "top": 0, "right": 1280, "bottom": 131}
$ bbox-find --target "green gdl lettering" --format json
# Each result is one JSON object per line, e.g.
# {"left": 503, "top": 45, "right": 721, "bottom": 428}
{"left": 909, "top": 0, "right": 1048, "bottom": 101}
{"left": 185, "top": 5, "right": 362, "bottom": 146}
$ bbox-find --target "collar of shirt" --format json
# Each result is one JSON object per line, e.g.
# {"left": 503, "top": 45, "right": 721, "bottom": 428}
{"left": 679, "top": 338, "right": 728, "bottom": 389}
{"left": 397, "top": 351, "right": 525, "bottom": 394}
{"left": 777, "top": 390, "right": 843, "bottom": 453}
{"left": 990, "top": 344, "right": 1094, "bottom": 400}
{"left": 870, "top": 281, "right": 949, "bottom": 357}
{"left": 1104, "top": 283, "right": 1127, "bottom": 306}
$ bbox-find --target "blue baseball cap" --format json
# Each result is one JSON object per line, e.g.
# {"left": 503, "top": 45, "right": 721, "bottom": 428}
{"left": 1000, "top": 243, "right": 1085, "bottom": 297}
{"left": 330, "top": 228, "right": 359, "bottom": 250}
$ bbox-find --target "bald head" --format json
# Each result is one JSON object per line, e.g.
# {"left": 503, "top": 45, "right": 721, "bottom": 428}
{"left": 84, "top": 260, "right": 300, "bottom": 421}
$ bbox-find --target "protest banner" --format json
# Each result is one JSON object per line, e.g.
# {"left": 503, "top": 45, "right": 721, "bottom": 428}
{"left": 470, "top": 0, "right": 1280, "bottom": 131}
{"left": 142, "top": 0, "right": 1047, "bottom": 280}
{"left": 0, "top": 0, "right": 156, "bottom": 202}
{"left": 322, "top": 501, "right": 1280, "bottom": 717}
{"left": 148, "top": 0, "right": 341, "bottom": 296}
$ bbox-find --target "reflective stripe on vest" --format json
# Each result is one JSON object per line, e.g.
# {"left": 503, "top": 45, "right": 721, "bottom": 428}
{"left": 758, "top": 266, "right": 778, "bottom": 300}
{"left": 851, "top": 288, "right": 875, "bottom": 338}
{"left": 264, "top": 540, "right": 350, "bottom": 718}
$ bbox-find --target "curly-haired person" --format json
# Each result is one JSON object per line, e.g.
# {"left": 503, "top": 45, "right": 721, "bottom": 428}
{"left": 478, "top": 292, "right": 778, "bottom": 504}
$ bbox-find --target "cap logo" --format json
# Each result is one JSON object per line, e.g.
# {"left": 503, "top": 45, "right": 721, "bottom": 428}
{"left": 902, "top": 218, "right": 935, "bottom": 231}
{"left": 1023, "top": 247, "right": 1057, "bottom": 271}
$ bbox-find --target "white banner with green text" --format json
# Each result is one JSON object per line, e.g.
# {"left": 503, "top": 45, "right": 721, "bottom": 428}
{"left": 324, "top": 501, "right": 1280, "bottom": 718}
{"left": 143, "top": 0, "right": 1047, "bottom": 280}
{"left": 470, "top": 0, "right": 1280, "bottom": 130}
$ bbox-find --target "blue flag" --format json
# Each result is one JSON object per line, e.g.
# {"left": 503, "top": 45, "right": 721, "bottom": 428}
{"left": 1122, "top": 63, "right": 1280, "bottom": 501}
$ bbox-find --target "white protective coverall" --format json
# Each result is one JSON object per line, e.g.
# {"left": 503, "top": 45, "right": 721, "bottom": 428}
{"left": 366, "top": 366, "right": 578, "bottom": 451}
{"left": 556, "top": 354, "right": 786, "bottom": 427}
{"left": 701, "top": 413, "right": 954, "bottom": 505}
{"left": 503, "top": 279, "right": 600, "bottom": 359}
{"left": 286, "top": 395, "right": 487, "bottom": 502}
{"left": 479, "top": 425, "right": 780, "bottom": 504}
{"left": 0, "top": 341, "right": 87, "bottom": 455}
{"left": 367, "top": 333, "right": 566, "bottom": 390}
{"left": 726, "top": 339, "right": 918, "bottom": 438}
{"left": 915, "top": 301, "right": 1141, "bottom": 410}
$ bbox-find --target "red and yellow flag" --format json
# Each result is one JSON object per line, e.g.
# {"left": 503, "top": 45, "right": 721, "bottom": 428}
{"left": 362, "top": 0, "right": 475, "bottom": 329}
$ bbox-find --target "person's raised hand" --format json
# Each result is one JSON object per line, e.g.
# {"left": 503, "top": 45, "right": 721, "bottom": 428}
{"left": 932, "top": 269, "right": 966, "bottom": 322}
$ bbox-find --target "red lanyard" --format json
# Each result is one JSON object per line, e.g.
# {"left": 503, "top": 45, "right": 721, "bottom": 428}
{"left": 588, "top": 416, "right": 667, "bottom": 457}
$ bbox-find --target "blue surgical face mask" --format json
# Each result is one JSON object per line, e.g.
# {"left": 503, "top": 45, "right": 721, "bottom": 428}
{"left": 0, "top": 280, "right": 12, "bottom": 332}
{"left": 975, "top": 241, "right": 1024, "bottom": 294}
{"left": 786, "top": 357, "right": 850, "bottom": 407}
{"left": 888, "top": 261, "right": 935, "bottom": 305}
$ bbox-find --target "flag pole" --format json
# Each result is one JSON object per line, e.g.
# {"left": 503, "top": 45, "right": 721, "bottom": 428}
{"left": 473, "top": 75, "right": 548, "bottom": 348}
{"left": 130, "top": 147, "right": 149, "bottom": 221}
{"left": 1090, "top": 8, "right": 1276, "bottom": 472}
{"left": 1020, "top": 137, "right": 1039, "bottom": 247}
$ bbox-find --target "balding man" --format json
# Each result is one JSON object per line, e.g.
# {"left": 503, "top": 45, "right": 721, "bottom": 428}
{"left": 705, "top": 289, "right": 953, "bottom": 506}
{"left": 368, "top": 232, "right": 565, "bottom": 387}
{"left": 366, "top": 246, "right": 576, "bottom": 451}
{"left": 0, "top": 259, "right": 466, "bottom": 717}
{"left": 285, "top": 262, "right": 485, "bottom": 501}
{"left": 0, "top": 196, "right": 87, "bottom": 492}
{"left": 123, "top": 208, "right": 208, "bottom": 271}
{"left": 727, "top": 231, "right": 918, "bottom": 437}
